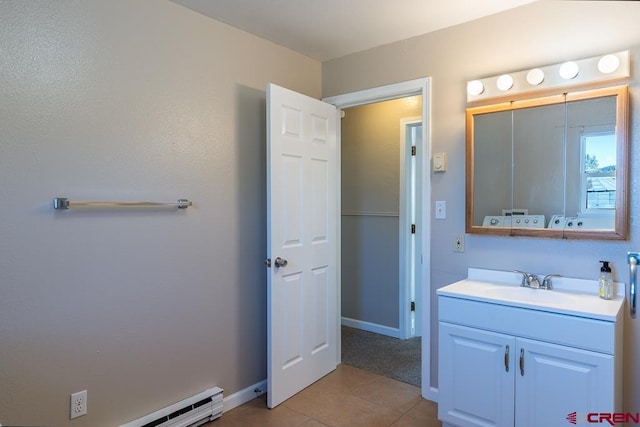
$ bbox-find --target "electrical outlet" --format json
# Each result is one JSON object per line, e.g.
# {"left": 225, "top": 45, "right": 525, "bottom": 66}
{"left": 70, "top": 390, "right": 87, "bottom": 419}
{"left": 454, "top": 234, "right": 465, "bottom": 253}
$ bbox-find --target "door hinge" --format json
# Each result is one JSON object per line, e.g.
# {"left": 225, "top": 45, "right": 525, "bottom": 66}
{"left": 411, "top": 146, "right": 416, "bottom": 156}
{"left": 411, "top": 224, "right": 416, "bottom": 234}
{"left": 264, "top": 258, "right": 271, "bottom": 268}
{"left": 411, "top": 301, "right": 416, "bottom": 312}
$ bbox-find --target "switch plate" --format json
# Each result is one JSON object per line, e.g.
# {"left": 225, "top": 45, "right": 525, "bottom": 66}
{"left": 435, "top": 201, "right": 446, "bottom": 219}
{"left": 454, "top": 234, "right": 465, "bottom": 253}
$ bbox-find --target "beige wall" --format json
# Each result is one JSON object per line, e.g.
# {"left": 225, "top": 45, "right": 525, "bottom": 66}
{"left": 341, "top": 98, "right": 421, "bottom": 328}
{"left": 323, "top": 0, "right": 640, "bottom": 411}
{"left": 0, "top": 1, "right": 320, "bottom": 425}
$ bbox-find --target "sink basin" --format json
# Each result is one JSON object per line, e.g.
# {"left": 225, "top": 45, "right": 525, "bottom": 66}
{"left": 439, "top": 280, "right": 588, "bottom": 311}
{"left": 480, "top": 285, "right": 576, "bottom": 304}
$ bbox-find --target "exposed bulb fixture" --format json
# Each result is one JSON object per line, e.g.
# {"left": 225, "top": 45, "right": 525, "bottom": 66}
{"left": 598, "top": 54, "right": 620, "bottom": 74}
{"left": 466, "top": 50, "right": 629, "bottom": 102}
{"left": 559, "top": 61, "right": 579, "bottom": 79}
{"left": 526, "top": 68, "right": 545, "bottom": 86}
{"left": 467, "top": 80, "right": 484, "bottom": 96}
{"left": 496, "top": 74, "right": 513, "bottom": 91}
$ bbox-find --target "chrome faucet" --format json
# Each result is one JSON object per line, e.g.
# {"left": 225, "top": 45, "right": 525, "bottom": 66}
{"left": 541, "top": 274, "right": 561, "bottom": 290}
{"left": 514, "top": 271, "right": 560, "bottom": 290}
{"left": 514, "top": 270, "right": 541, "bottom": 288}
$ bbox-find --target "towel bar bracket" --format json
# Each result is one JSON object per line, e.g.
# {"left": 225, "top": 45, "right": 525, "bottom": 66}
{"left": 53, "top": 197, "right": 70, "bottom": 210}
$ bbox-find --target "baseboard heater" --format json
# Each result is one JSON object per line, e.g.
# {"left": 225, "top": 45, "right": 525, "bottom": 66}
{"left": 120, "top": 387, "right": 223, "bottom": 427}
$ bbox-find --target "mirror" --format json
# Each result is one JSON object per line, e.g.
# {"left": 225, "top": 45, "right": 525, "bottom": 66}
{"left": 466, "top": 85, "right": 628, "bottom": 239}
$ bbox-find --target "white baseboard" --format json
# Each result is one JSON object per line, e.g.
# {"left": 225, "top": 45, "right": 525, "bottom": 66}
{"left": 425, "top": 386, "right": 438, "bottom": 402}
{"left": 223, "top": 379, "right": 267, "bottom": 413}
{"left": 341, "top": 317, "right": 400, "bottom": 338}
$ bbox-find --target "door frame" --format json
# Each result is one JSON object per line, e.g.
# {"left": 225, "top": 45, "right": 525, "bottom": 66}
{"left": 400, "top": 116, "right": 422, "bottom": 339}
{"left": 323, "top": 77, "right": 433, "bottom": 400}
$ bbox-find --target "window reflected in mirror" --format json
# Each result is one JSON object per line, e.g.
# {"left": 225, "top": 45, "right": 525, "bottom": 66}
{"left": 582, "top": 132, "right": 616, "bottom": 211}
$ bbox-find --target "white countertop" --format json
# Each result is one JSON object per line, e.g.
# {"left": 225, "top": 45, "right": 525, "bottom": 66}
{"left": 437, "top": 268, "right": 625, "bottom": 321}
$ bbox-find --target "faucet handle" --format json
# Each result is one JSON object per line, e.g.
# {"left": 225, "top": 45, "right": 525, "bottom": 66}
{"left": 514, "top": 270, "right": 529, "bottom": 287}
{"left": 542, "top": 274, "right": 561, "bottom": 290}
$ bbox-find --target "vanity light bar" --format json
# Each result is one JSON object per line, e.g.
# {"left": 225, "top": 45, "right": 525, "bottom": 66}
{"left": 466, "top": 50, "right": 630, "bottom": 102}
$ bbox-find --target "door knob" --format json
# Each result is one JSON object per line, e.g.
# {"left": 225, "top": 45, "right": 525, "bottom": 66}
{"left": 274, "top": 257, "right": 288, "bottom": 268}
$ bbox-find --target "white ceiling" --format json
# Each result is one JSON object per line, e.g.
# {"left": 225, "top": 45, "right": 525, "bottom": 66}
{"left": 171, "top": 0, "right": 538, "bottom": 61}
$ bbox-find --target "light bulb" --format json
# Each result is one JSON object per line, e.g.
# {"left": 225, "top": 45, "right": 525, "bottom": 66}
{"left": 598, "top": 54, "right": 620, "bottom": 74}
{"left": 526, "top": 68, "right": 545, "bottom": 86}
{"left": 559, "top": 61, "right": 579, "bottom": 79}
{"left": 467, "top": 80, "right": 484, "bottom": 96}
{"left": 496, "top": 74, "right": 513, "bottom": 91}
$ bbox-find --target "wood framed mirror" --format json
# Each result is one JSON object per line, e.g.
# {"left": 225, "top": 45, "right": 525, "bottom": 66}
{"left": 466, "top": 85, "right": 628, "bottom": 239}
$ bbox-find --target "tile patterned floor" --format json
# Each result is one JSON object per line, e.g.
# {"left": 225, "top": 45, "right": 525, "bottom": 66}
{"left": 207, "top": 364, "right": 441, "bottom": 427}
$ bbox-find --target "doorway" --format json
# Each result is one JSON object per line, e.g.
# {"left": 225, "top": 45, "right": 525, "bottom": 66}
{"left": 338, "top": 97, "right": 422, "bottom": 386}
{"left": 324, "top": 78, "right": 433, "bottom": 399}
{"left": 340, "top": 98, "right": 421, "bottom": 338}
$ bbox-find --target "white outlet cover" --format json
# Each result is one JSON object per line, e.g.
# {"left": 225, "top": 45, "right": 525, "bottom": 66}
{"left": 70, "top": 390, "right": 87, "bottom": 419}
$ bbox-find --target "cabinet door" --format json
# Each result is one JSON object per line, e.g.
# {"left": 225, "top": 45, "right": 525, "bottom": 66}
{"left": 439, "top": 322, "right": 515, "bottom": 427}
{"left": 515, "top": 338, "right": 614, "bottom": 427}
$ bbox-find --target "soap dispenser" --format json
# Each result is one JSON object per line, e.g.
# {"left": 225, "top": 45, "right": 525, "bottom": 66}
{"left": 598, "top": 261, "right": 613, "bottom": 300}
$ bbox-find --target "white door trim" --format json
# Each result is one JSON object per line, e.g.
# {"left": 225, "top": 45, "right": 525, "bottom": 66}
{"left": 400, "top": 116, "right": 422, "bottom": 340}
{"left": 323, "top": 77, "right": 434, "bottom": 400}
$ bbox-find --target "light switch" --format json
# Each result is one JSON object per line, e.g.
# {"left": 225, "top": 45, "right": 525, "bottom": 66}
{"left": 433, "top": 152, "right": 447, "bottom": 172}
{"left": 435, "top": 201, "right": 446, "bottom": 219}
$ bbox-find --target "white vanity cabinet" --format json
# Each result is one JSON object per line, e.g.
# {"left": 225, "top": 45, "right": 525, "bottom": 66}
{"left": 437, "top": 271, "right": 624, "bottom": 427}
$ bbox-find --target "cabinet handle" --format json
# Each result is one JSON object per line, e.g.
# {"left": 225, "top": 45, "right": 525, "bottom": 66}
{"left": 519, "top": 348, "right": 525, "bottom": 376}
{"left": 629, "top": 253, "right": 638, "bottom": 318}
{"left": 504, "top": 345, "right": 510, "bottom": 372}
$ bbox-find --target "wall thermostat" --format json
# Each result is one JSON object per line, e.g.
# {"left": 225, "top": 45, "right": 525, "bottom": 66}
{"left": 433, "top": 152, "right": 447, "bottom": 172}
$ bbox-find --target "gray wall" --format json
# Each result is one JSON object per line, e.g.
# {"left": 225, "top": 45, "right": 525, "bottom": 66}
{"left": 323, "top": 0, "right": 640, "bottom": 409}
{"left": 0, "top": 1, "right": 320, "bottom": 425}
{"left": 341, "top": 98, "right": 421, "bottom": 329}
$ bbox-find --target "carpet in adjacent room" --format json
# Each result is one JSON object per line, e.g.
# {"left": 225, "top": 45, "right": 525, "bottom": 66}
{"left": 341, "top": 325, "right": 421, "bottom": 387}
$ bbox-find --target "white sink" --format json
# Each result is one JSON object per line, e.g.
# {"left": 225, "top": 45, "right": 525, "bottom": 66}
{"left": 437, "top": 268, "right": 625, "bottom": 321}
{"left": 480, "top": 284, "right": 576, "bottom": 304}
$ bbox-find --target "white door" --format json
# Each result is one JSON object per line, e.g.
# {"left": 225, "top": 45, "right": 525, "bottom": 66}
{"left": 267, "top": 83, "right": 338, "bottom": 408}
